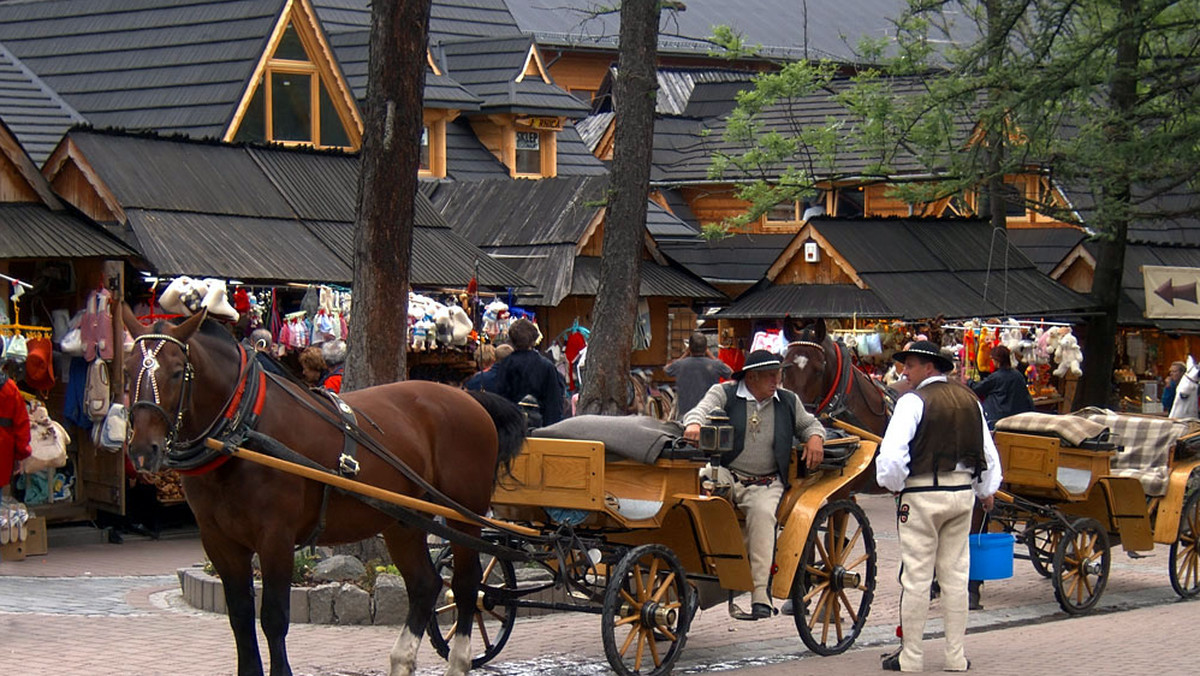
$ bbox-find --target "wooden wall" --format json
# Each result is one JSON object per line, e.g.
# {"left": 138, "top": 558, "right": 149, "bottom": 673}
{"left": 774, "top": 249, "right": 856, "bottom": 285}
{"left": 1056, "top": 256, "right": 1093, "bottom": 294}
{"left": 541, "top": 295, "right": 679, "bottom": 369}
{"left": 48, "top": 161, "right": 121, "bottom": 223}
{"left": 1, "top": 157, "right": 38, "bottom": 203}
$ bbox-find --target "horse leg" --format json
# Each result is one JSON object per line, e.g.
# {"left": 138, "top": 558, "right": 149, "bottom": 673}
{"left": 445, "top": 538, "right": 484, "bottom": 676}
{"left": 382, "top": 524, "right": 441, "bottom": 676}
{"left": 203, "top": 533, "right": 264, "bottom": 676}
{"left": 257, "top": 538, "right": 296, "bottom": 676}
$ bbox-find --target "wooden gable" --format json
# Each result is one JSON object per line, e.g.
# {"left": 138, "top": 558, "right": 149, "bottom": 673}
{"left": 41, "top": 137, "right": 125, "bottom": 224}
{"left": 516, "top": 43, "right": 552, "bottom": 84}
{"left": 767, "top": 223, "right": 863, "bottom": 287}
{"left": 0, "top": 124, "right": 57, "bottom": 206}
{"left": 226, "top": 0, "right": 363, "bottom": 149}
{"left": 1050, "top": 243, "right": 1096, "bottom": 294}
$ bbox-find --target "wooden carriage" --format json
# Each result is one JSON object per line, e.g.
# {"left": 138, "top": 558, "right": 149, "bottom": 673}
{"left": 467, "top": 429, "right": 879, "bottom": 674}
{"left": 990, "top": 412, "right": 1200, "bottom": 615}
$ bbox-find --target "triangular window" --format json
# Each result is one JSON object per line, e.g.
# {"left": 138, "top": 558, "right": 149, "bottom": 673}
{"left": 232, "top": 22, "right": 356, "bottom": 149}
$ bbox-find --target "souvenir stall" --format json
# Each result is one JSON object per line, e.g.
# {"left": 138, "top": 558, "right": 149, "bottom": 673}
{"left": 1112, "top": 327, "right": 1197, "bottom": 414}
{"left": 1, "top": 261, "right": 129, "bottom": 536}
{"left": 714, "top": 312, "right": 1085, "bottom": 413}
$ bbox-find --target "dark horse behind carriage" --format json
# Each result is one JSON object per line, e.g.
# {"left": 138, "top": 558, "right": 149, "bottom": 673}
{"left": 782, "top": 318, "right": 891, "bottom": 494}
{"left": 121, "top": 307, "right": 526, "bottom": 676}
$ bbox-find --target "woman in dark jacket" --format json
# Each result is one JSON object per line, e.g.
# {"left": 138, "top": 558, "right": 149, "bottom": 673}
{"left": 971, "top": 344, "right": 1034, "bottom": 426}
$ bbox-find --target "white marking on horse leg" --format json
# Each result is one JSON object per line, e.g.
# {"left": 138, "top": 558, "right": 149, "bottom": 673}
{"left": 444, "top": 633, "right": 471, "bottom": 676}
{"left": 388, "top": 626, "right": 421, "bottom": 676}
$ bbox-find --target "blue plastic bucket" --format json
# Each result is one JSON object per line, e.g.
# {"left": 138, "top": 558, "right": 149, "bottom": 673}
{"left": 968, "top": 532, "right": 1014, "bottom": 580}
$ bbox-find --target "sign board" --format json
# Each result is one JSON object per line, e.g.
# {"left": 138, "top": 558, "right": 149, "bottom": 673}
{"left": 1142, "top": 265, "right": 1200, "bottom": 319}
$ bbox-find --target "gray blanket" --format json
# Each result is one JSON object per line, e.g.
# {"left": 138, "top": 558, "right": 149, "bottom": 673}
{"left": 531, "top": 415, "right": 684, "bottom": 464}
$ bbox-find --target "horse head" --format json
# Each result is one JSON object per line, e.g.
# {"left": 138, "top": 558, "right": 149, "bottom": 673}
{"left": 121, "top": 305, "right": 210, "bottom": 472}
{"left": 782, "top": 318, "right": 835, "bottom": 411}
{"left": 1173, "top": 355, "right": 1200, "bottom": 420}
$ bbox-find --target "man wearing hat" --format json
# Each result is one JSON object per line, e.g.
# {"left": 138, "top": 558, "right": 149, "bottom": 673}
{"left": 876, "top": 341, "right": 1002, "bottom": 672}
{"left": 682, "top": 349, "right": 826, "bottom": 619}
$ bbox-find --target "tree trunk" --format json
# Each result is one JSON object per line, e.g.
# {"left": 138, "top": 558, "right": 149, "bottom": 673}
{"left": 576, "top": 0, "right": 661, "bottom": 415}
{"left": 1077, "top": 0, "right": 1138, "bottom": 408}
{"left": 343, "top": 0, "right": 432, "bottom": 391}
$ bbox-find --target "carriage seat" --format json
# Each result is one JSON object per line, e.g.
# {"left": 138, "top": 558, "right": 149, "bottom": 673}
{"left": 1075, "top": 408, "right": 1191, "bottom": 497}
{"left": 531, "top": 415, "right": 688, "bottom": 464}
{"left": 993, "top": 411, "right": 1112, "bottom": 449}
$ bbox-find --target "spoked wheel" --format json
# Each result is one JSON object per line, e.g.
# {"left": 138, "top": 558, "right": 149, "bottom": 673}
{"left": 428, "top": 545, "right": 518, "bottom": 668}
{"left": 1025, "top": 521, "right": 1064, "bottom": 579}
{"left": 1169, "top": 488, "right": 1200, "bottom": 599}
{"left": 601, "top": 544, "right": 691, "bottom": 676}
{"left": 790, "top": 499, "right": 876, "bottom": 655}
{"left": 1051, "top": 517, "right": 1111, "bottom": 615}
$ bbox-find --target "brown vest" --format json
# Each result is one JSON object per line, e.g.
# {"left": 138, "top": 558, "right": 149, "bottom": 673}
{"left": 909, "top": 380, "right": 985, "bottom": 479}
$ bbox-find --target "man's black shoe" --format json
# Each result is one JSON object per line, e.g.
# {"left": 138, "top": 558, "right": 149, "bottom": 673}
{"left": 751, "top": 602, "right": 773, "bottom": 619}
{"left": 881, "top": 649, "right": 902, "bottom": 671}
{"left": 780, "top": 599, "right": 794, "bottom": 615}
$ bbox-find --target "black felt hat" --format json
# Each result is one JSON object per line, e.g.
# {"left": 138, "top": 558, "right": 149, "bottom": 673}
{"left": 732, "top": 349, "right": 783, "bottom": 380}
{"left": 892, "top": 340, "right": 954, "bottom": 373}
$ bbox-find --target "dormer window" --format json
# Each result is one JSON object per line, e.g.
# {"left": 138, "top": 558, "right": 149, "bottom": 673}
{"left": 515, "top": 131, "right": 541, "bottom": 174}
{"left": 230, "top": 22, "right": 359, "bottom": 149}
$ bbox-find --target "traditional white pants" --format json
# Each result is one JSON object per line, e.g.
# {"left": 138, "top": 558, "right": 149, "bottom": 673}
{"left": 731, "top": 476, "right": 784, "bottom": 607}
{"left": 896, "top": 471, "right": 974, "bottom": 672}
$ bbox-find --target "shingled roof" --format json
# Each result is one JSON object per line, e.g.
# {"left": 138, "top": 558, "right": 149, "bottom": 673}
{"left": 0, "top": 120, "right": 135, "bottom": 260}
{"left": 428, "top": 176, "right": 721, "bottom": 305}
{"left": 0, "top": 41, "right": 85, "bottom": 166}
{"left": 717, "top": 218, "right": 1093, "bottom": 320}
{"left": 436, "top": 35, "right": 590, "bottom": 117}
{"left": 56, "top": 129, "right": 524, "bottom": 287}
{"left": 500, "top": 0, "right": 963, "bottom": 63}
{"left": 651, "top": 76, "right": 976, "bottom": 185}
{"left": 0, "top": 0, "right": 286, "bottom": 139}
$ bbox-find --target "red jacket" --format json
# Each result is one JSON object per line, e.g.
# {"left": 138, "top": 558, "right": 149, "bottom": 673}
{"left": 0, "top": 376, "right": 31, "bottom": 488}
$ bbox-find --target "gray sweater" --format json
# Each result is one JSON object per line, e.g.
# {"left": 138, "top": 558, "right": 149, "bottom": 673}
{"left": 682, "top": 382, "right": 825, "bottom": 476}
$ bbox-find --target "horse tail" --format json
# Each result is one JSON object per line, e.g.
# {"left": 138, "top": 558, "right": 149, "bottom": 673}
{"left": 466, "top": 390, "right": 527, "bottom": 481}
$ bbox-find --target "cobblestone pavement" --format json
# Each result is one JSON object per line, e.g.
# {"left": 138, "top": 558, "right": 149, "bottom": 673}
{"left": 1, "top": 494, "right": 1195, "bottom": 675}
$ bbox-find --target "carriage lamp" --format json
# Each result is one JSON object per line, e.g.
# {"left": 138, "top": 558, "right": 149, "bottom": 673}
{"left": 698, "top": 412, "right": 734, "bottom": 454}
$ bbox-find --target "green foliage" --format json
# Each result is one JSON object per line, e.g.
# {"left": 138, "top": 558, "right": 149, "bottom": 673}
{"left": 292, "top": 548, "right": 319, "bottom": 586}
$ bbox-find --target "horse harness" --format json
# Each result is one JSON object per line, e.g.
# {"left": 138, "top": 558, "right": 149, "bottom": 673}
{"left": 129, "top": 330, "right": 517, "bottom": 550}
{"left": 788, "top": 338, "right": 894, "bottom": 427}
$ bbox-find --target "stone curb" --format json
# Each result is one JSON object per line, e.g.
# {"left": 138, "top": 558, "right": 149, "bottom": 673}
{"left": 177, "top": 565, "right": 562, "bottom": 626}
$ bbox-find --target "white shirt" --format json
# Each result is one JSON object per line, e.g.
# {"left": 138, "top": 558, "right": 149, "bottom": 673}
{"left": 875, "top": 375, "right": 1002, "bottom": 499}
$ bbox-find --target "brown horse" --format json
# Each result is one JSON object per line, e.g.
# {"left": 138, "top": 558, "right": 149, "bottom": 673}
{"left": 782, "top": 319, "right": 891, "bottom": 493}
{"left": 121, "top": 308, "right": 525, "bottom": 676}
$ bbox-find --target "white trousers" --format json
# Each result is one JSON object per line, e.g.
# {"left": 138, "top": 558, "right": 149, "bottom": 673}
{"left": 731, "top": 476, "right": 784, "bottom": 607}
{"left": 896, "top": 472, "right": 975, "bottom": 672}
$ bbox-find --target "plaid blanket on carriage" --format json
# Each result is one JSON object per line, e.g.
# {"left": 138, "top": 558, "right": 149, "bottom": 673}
{"left": 993, "top": 412, "right": 1109, "bottom": 447}
{"left": 1076, "top": 408, "right": 1190, "bottom": 497}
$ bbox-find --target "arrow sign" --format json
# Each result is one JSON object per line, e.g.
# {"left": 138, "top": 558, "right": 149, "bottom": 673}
{"left": 1144, "top": 266, "right": 1200, "bottom": 319}
{"left": 1155, "top": 278, "right": 1198, "bottom": 305}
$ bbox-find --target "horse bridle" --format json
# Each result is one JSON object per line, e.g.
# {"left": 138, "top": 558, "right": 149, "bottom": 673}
{"left": 787, "top": 339, "right": 845, "bottom": 414}
{"left": 130, "top": 333, "right": 196, "bottom": 449}
{"left": 130, "top": 332, "right": 252, "bottom": 455}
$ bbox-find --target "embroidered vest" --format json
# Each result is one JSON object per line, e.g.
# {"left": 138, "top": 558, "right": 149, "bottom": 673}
{"left": 909, "top": 381, "right": 985, "bottom": 479}
{"left": 720, "top": 382, "right": 797, "bottom": 480}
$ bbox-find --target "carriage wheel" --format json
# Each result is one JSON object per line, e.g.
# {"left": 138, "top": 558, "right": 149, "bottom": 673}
{"left": 428, "top": 545, "right": 518, "bottom": 668}
{"left": 791, "top": 500, "right": 876, "bottom": 656}
{"left": 1051, "top": 517, "right": 1110, "bottom": 615}
{"left": 1169, "top": 488, "right": 1200, "bottom": 599}
{"left": 1025, "top": 521, "right": 1064, "bottom": 579}
{"left": 601, "top": 544, "right": 691, "bottom": 676}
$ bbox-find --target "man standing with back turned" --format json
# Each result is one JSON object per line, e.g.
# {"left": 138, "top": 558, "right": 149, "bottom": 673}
{"left": 876, "top": 341, "right": 1001, "bottom": 672}
{"left": 665, "top": 332, "right": 732, "bottom": 420}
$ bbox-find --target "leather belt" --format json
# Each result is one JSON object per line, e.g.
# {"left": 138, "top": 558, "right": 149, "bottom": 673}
{"left": 732, "top": 470, "right": 775, "bottom": 487}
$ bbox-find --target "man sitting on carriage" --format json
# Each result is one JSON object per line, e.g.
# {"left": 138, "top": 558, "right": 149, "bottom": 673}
{"left": 681, "top": 349, "right": 826, "bottom": 619}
